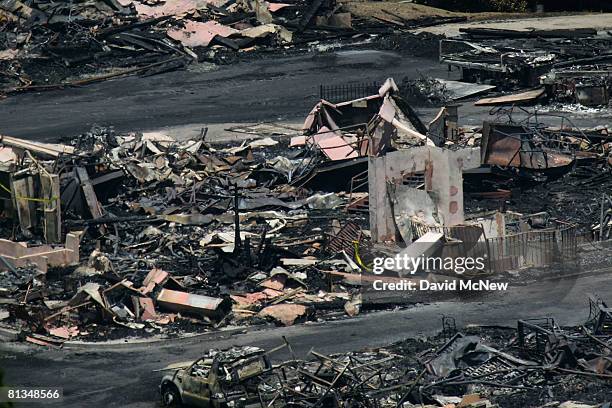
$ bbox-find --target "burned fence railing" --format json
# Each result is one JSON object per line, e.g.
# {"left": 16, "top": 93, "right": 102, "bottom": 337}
{"left": 408, "top": 220, "right": 577, "bottom": 275}
{"left": 518, "top": 318, "right": 556, "bottom": 360}
{"left": 487, "top": 225, "right": 577, "bottom": 273}
{"left": 257, "top": 348, "right": 413, "bottom": 408}
{"left": 586, "top": 296, "right": 612, "bottom": 335}
{"left": 319, "top": 82, "right": 381, "bottom": 103}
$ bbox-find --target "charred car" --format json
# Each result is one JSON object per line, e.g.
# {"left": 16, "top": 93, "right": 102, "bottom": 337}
{"left": 159, "top": 346, "right": 276, "bottom": 407}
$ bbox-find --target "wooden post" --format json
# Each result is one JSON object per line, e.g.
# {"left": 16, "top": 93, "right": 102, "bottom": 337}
{"left": 75, "top": 167, "right": 106, "bottom": 235}
{"left": 41, "top": 173, "right": 61, "bottom": 243}
{"left": 10, "top": 172, "right": 37, "bottom": 235}
{"left": 75, "top": 167, "right": 103, "bottom": 220}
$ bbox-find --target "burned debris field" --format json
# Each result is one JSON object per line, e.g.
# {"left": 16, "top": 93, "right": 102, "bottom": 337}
{"left": 1, "top": 0, "right": 612, "bottom": 408}
{"left": 154, "top": 318, "right": 612, "bottom": 408}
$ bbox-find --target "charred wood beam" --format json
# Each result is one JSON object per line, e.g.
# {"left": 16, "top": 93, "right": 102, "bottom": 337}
{"left": 460, "top": 27, "right": 597, "bottom": 39}
{"left": 296, "top": 0, "right": 325, "bottom": 32}
{"left": 97, "top": 15, "right": 172, "bottom": 38}
{"left": 65, "top": 215, "right": 159, "bottom": 226}
{"left": 5, "top": 56, "right": 187, "bottom": 95}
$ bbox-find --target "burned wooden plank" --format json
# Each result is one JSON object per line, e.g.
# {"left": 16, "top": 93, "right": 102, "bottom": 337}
{"left": 0, "top": 135, "right": 75, "bottom": 158}
{"left": 10, "top": 172, "right": 36, "bottom": 236}
{"left": 460, "top": 27, "right": 598, "bottom": 39}
{"left": 41, "top": 173, "right": 61, "bottom": 244}
{"left": 297, "top": 0, "right": 326, "bottom": 31}
{"left": 475, "top": 88, "right": 546, "bottom": 106}
{"left": 75, "top": 167, "right": 104, "bottom": 222}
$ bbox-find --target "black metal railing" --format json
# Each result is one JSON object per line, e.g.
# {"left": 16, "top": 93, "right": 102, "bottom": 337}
{"left": 319, "top": 82, "right": 380, "bottom": 103}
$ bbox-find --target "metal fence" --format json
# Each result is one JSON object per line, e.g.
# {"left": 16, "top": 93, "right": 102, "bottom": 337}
{"left": 319, "top": 82, "right": 380, "bottom": 103}
{"left": 409, "top": 220, "right": 578, "bottom": 275}
{"left": 487, "top": 227, "right": 577, "bottom": 273}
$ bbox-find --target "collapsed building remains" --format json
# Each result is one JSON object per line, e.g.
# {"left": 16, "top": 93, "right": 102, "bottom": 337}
{"left": 0, "top": 77, "right": 609, "bottom": 343}
{"left": 0, "top": 0, "right": 369, "bottom": 94}
{"left": 439, "top": 28, "right": 612, "bottom": 108}
{"left": 160, "top": 299, "right": 612, "bottom": 408}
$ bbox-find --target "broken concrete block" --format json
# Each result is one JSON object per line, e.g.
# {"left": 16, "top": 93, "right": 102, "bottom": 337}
{"left": 0, "top": 232, "right": 81, "bottom": 273}
{"left": 259, "top": 304, "right": 308, "bottom": 326}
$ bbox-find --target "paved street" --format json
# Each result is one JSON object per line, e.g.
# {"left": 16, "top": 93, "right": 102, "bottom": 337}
{"left": 1, "top": 271, "right": 610, "bottom": 407}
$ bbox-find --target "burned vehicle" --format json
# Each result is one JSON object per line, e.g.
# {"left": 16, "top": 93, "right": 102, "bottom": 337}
{"left": 159, "top": 346, "right": 274, "bottom": 407}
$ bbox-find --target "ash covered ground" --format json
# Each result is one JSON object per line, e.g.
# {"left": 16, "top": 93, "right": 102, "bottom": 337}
{"left": 1, "top": 1, "right": 612, "bottom": 408}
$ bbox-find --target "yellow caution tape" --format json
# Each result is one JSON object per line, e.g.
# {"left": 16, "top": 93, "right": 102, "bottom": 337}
{"left": 0, "top": 181, "right": 59, "bottom": 204}
{"left": 353, "top": 240, "right": 372, "bottom": 272}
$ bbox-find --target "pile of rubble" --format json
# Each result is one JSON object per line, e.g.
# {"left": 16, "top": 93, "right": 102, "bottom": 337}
{"left": 0, "top": 78, "right": 611, "bottom": 344}
{"left": 0, "top": 120, "right": 377, "bottom": 343}
{"left": 439, "top": 28, "right": 612, "bottom": 108}
{"left": 160, "top": 298, "right": 612, "bottom": 407}
{"left": 400, "top": 76, "right": 453, "bottom": 105}
{"left": 0, "top": 0, "right": 362, "bottom": 94}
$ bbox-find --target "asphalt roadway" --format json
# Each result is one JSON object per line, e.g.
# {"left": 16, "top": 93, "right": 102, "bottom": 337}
{"left": 1, "top": 271, "right": 611, "bottom": 407}
{"left": 1, "top": 49, "right": 445, "bottom": 141}
{"left": 1, "top": 48, "right": 610, "bottom": 142}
